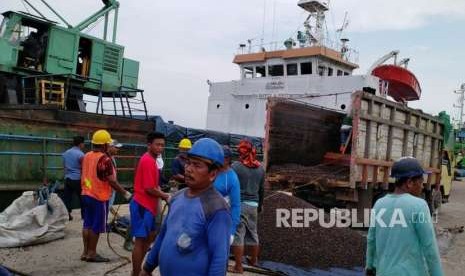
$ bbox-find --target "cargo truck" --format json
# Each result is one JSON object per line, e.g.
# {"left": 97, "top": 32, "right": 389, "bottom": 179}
{"left": 264, "top": 91, "right": 445, "bottom": 216}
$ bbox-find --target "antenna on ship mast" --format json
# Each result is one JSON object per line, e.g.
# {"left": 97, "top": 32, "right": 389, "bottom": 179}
{"left": 336, "top": 11, "right": 349, "bottom": 42}
{"left": 297, "top": 0, "right": 329, "bottom": 46}
{"left": 260, "top": 0, "right": 267, "bottom": 50}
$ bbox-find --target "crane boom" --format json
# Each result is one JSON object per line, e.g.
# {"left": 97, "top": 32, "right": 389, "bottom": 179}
{"left": 366, "top": 50, "right": 399, "bottom": 74}
{"left": 73, "top": 1, "right": 119, "bottom": 32}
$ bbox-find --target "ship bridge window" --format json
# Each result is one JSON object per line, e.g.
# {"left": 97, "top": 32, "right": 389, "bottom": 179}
{"left": 300, "top": 62, "right": 312, "bottom": 75}
{"left": 337, "top": 70, "right": 343, "bottom": 76}
{"left": 328, "top": 67, "right": 333, "bottom": 76}
{"left": 286, "top": 63, "right": 298, "bottom": 76}
{"left": 244, "top": 66, "right": 253, "bottom": 79}
{"left": 256, "top": 66, "right": 266, "bottom": 77}
{"left": 269, "top": 64, "right": 284, "bottom": 76}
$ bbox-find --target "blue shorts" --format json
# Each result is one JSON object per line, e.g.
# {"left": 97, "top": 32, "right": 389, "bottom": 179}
{"left": 82, "top": 195, "right": 109, "bottom": 234}
{"left": 130, "top": 199, "right": 156, "bottom": 238}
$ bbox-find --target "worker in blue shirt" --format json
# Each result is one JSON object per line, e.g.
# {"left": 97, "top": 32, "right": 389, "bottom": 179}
{"left": 141, "top": 138, "right": 231, "bottom": 276}
{"left": 170, "top": 138, "right": 192, "bottom": 190}
{"left": 62, "top": 135, "right": 85, "bottom": 221}
{"left": 214, "top": 146, "right": 241, "bottom": 244}
{"left": 366, "top": 157, "right": 443, "bottom": 276}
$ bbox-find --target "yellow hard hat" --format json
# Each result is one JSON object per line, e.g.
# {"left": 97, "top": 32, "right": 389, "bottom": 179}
{"left": 91, "top": 129, "right": 112, "bottom": 145}
{"left": 178, "top": 138, "right": 192, "bottom": 149}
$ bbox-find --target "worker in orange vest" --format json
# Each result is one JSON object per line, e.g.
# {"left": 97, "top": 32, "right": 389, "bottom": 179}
{"left": 80, "top": 129, "right": 132, "bottom": 262}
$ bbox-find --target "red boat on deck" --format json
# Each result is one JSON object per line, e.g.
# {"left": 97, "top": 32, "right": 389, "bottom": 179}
{"left": 372, "top": 64, "right": 421, "bottom": 102}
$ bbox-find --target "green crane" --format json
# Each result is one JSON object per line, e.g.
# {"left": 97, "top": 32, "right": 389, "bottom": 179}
{"left": 0, "top": 0, "right": 141, "bottom": 113}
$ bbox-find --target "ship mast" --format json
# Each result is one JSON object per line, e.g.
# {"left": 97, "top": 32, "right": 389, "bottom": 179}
{"left": 297, "top": 0, "right": 329, "bottom": 47}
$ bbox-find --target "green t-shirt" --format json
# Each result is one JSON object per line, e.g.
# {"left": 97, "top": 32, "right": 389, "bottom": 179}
{"left": 366, "top": 193, "right": 443, "bottom": 276}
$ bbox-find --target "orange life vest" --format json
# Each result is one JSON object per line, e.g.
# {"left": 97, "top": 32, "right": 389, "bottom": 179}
{"left": 81, "top": 151, "right": 112, "bottom": 201}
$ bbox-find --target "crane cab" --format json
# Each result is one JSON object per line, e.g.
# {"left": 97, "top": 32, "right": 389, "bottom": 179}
{"left": 0, "top": 9, "right": 140, "bottom": 112}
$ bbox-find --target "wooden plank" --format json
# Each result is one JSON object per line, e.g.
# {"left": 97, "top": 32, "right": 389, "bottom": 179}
{"left": 361, "top": 165, "right": 368, "bottom": 188}
{"left": 382, "top": 166, "right": 389, "bottom": 187}
{"left": 386, "top": 107, "right": 396, "bottom": 160}
{"left": 326, "top": 180, "right": 351, "bottom": 188}
{"left": 358, "top": 91, "right": 443, "bottom": 123}
{"left": 421, "top": 120, "right": 429, "bottom": 165}
{"left": 430, "top": 121, "right": 439, "bottom": 169}
{"left": 356, "top": 158, "right": 392, "bottom": 167}
{"left": 359, "top": 113, "right": 443, "bottom": 140}
{"left": 402, "top": 112, "right": 411, "bottom": 156}
{"left": 0, "top": 109, "right": 154, "bottom": 134}
{"left": 263, "top": 98, "right": 274, "bottom": 170}
{"left": 413, "top": 115, "right": 422, "bottom": 158}
{"left": 349, "top": 93, "right": 363, "bottom": 189}
{"left": 364, "top": 100, "right": 374, "bottom": 158}
{"left": 373, "top": 165, "right": 379, "bottom": 183}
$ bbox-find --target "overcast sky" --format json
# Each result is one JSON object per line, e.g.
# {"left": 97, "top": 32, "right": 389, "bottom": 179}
{"left": 3, "top": 0, "right": 465, "bottom": 128}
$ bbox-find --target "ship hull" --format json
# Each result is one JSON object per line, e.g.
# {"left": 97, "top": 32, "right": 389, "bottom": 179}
{"left": 0, "top": 107, "right": 154, "bottom": 210}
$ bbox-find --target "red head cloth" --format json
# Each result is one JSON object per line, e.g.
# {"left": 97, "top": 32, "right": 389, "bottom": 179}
{"left": 238, "top": 140, "right": 261, "bottom": 169}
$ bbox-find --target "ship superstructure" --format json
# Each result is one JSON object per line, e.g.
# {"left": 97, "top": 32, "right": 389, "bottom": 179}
{"left": 206, "top": 0, "right": 380, "bottom": 137}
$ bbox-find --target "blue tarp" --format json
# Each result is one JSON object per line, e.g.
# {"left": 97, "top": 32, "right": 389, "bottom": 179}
{"left": 0, "top": 266, "right": 11, "bottom": 276}
{"left": 260, "top": 261, "right": 364, "bottom": 276}
{"left": 149, "top": 116, "right": 263, "bottom": 152}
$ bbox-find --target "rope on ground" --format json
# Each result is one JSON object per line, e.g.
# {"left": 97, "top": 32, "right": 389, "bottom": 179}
{"left": 157, "top": 202, "right": 169, "bottom": 230}
{"left": 103, "top": 200, "right": 169, "bottom": 275}
{"left": 104, "top": 204, "right": 131, "bottom": 276}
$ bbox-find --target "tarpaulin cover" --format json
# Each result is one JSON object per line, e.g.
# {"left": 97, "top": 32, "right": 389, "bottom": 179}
{"left": 149, "top": 116, "right": 263, "bottom": 152}
{"left": 0, "top": 192, "right": 68, "bottom": 248}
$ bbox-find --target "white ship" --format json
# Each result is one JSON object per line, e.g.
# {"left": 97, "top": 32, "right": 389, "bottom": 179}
{"left": 206, "top": 0, "right": 381, "bottom": 137}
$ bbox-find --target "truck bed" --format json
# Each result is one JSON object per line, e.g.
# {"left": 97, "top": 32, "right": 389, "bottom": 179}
{"left": 264, "top": 91, "right": 444, "bottom": 206}
{"left": 267, "top": 163, "right": 349, "bottom": 189}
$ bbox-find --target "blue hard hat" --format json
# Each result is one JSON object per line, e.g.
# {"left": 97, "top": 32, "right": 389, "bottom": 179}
{"left": 223, "top": 146, "right": 232, "bottom": 158}
{"left": 188, "top": 138, "right": 224, "bottom": 167}
{"left": 390, "top": 157, "right": 430, "bottom": 178}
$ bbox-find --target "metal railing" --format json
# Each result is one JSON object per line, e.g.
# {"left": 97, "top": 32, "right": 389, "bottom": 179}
{"left": 19, "top": 73, "right": 148, "bottom": 120}
{"left": 0, "top": 133, "right": 180, "bottom": 187}
{"left": 237, "top": 37, "right": 359, "bottom": 65}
